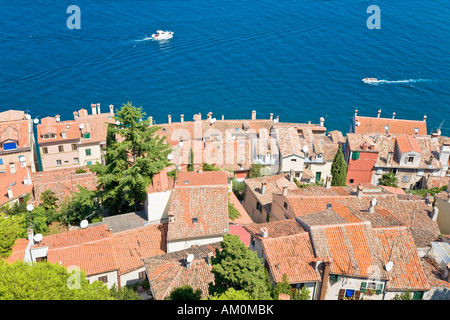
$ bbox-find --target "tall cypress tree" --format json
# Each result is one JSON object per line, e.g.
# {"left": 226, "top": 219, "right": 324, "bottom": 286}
{"left": 91, "top": 102, "right": 172, "bottom": 214}
{"left": 331, "top": 145, "right": 348, "bottom": 186}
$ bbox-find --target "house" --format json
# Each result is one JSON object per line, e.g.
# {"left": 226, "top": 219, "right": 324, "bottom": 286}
{"left": 245, "top": 198, "right": 434, "bottom": 299}
{"left": 242, "top": 173, "right": 298, "bottom": 223}
{"left": 166, "top": 170, "right": 229, "bottom": 252}
{"left": 0, "top": 110, "right": 36, "bottom": 206}
{"left": 36, "top": 104, "right": 114, "bottom": 171}
{"left": 142, "top": 243, "right": 220, "bottom": 300}
{"left": 7, "top": 222, "right": 168, "bottom": 288}
{"left": 345, "top": 133, "right": 380, "bottom": 184}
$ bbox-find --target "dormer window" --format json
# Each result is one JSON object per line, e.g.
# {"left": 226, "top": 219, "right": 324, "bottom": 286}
{"left": 61, "top": 131, "right": 67, "bottom": 139}
{"left": 43, "top": 134, "right": 56, "bottom": 139}
{"left": 2, "top": 142, "right": 17, "bottom": 151}
{"left": 414, "top": 128, "right": 419, "bottom": 133}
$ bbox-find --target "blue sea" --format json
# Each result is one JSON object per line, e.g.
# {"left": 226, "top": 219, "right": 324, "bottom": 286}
{"left": 0, "top": 0, "right": 449, "bottom": 135}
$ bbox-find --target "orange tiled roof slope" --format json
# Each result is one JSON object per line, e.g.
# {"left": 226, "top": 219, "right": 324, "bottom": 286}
{"left": 36, "top": 117, "right": 80, "bottom": 144}
{"left": 75, "top": 109, "right": 115, "bottom": 144}
{"left": 143, "top": 243, "right": 220, "bottom": 300}
{"left": 396, "top": 134, "right": 422, "bottom": 154}
{"left": 0, "top": 110, "right": 31, "bottom": 149}
{"left": 8, "top": 223, "right": 168, "bottom": 276}
{"left": 353, "top": 113, "right": 427, "bottom": 135}
{"left": 0, "top": 160, "right": 33, "bottom": 206}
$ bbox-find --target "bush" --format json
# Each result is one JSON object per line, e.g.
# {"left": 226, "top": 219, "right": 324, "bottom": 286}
{"left": 232, "top": 179, "right": 246, "bottom": 201}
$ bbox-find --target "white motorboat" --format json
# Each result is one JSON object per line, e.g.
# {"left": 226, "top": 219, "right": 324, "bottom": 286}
{"left": 152, "top": 30, "right": 174, "bottom": 40}
{"left": 362, "top": 77, "right": 379, "bottom": 83}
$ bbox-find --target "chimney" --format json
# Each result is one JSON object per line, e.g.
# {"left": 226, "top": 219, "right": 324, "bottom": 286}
{"left": 27, "top": 228, "right": 35, "bottom": 246}
{"left": 319, "top": 258, "right": 332, "bottom": 300}
{"left": 207, "top": 112, "right": 213, "bottom": 120}
{"left": 251, "top": 110, "right": 256, "bottom": 120}
{"left": 270, "top": 113, "right": 273, "bottom": 121}
{"left": 96, "top": 103, "right": 101, "bottom": 114}
{"left": 319, "top": 117, "right": 325, "bottom": 127}
{"left": 289, "top": 169, "right": 294, "bottom": 182}
{"left": 442, "top": 263, "right": 450, "bottom": 282}
{"left": 261, "top": 182, "right": 267, "bottom": 195}
{"left": 149, "top": 116, "right": 153, "bottom": 125}
{"left": 109, "top": 104, "right": 114, "bottom": 114}
{"left": 55, "top": 115, "right": 61, "bottom": 122}
{"left": 260, "top": 227, "right": 268, "bottom": 238}
{"left": 354, "top": 109, "right": 358, "bottom": 117}
{"left": 282, "top": 186, "right": 288, "bottom": 196}
{"left": 423, "top": 115, "right": 427, "bottom": 122}
{"left": 221, "top": 115, "right": 224, "bottom": 120}
{"left": 362, "top": 142, "right": 368, "bottom": 150}
{"left": 325, "top": 175, "right": 332, "bottom": 189}
{"left": 168, "top": 212, "right": 175, "bottom": 223}
{"left": 392, "top": 112, "right": 396, "bottom": 119}
{"left": 369, "top": 199, "right": 376, "bottom": 213}
{"left": 387, "top": 152, "right": 393, "bottom": 165}
{"left": 206, "top": 252, "right": 214, "bottom": 266}
{"left": 168, "top": 115, "right": 172, "bottom": 124}
{"left": 7, "top": 188, "right": 13, "bottom": 199}
{"left": 431, "top": 206, "right": 439, "bottom": 221}
{"left": 73, "top": 111, "right": 79, "bottom": 120}
{"left": 276, "top": 115, "right": 279, "bottom": 123}
{"left": 314, "top": 259, "right": 323, "bottom": 272}
{"left": 180, "top": 114, "right": 184, "bottom": 122}
{"left": 91, "top": 103, "right": 97, "bottom": 115}
{"left": 377, "top": 109, "right": 381, "bottom": 118}
{"left": 356, "top": 183, "right": 364, "bottom": 199}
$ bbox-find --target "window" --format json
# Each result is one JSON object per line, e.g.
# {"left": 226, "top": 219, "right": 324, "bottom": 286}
{"left": 9, "top": 163, "right": 16, "bottom": 174}
{"left": 87, "top": 161, "right": 93, "bottom": 166}
{"left": 3, "top": 142, "right": 17, "bottom": 151}
{"left": 61, "top": 131, "right": 67, "bottom": 139}
{"left": 402, "top": 175, "right": 410, "bottom": 182}
{"left": 361, "top": 282, "right": 383, "bottom": 294}
{"left": 407, "top": 156, "right": 414, "bottom": 163}
{"left": 71, "top": 144, "right": 77, "bottom": 150}
{"left": 56, "top": 160, "right": 62, "bottom": 166}
{"left": 58, "top": 145, "right": 64, "bottom": 152}
{"left": 85, "top": 149, "right": 91, "bottom": 156}
{"left": 0, "top": 158, "right": 3, "bottom": 165}
{"left": 42, "top": 147, "right": 48, "bottom": 154}
{"left": 83, "top": 133, "right": 91, "bottom": 139}
{"left": 138, "top": 271, "right": 146, "bottom": 280}
{"left": 414, "top": 128, "right": 419, "bottom": 133}
{"left": 349, "top": 179, "right": 354, "bottom": 183}
{"left": 98, "top": 276, "right": 108, "bottom": 283}
{"left": 412, "top": 291, "right": 424, "bottom": 300}
{"left": 291, "top": 158, "right": 297, "bottom": 162}
{"left": 283, "top": 201, "right": 288, "bottom": 210}
{"left": 351, "top": 151, "right": 360, "bottom": 160}
{"left": 315, "top": 172, "right": 322, "bottom": 182}
{"left": 73, "top": 157, "right": 79, "bottom": 164}
{"left": 192, "top": 217, "right": 198, "bottom": 224}
{"left": 256, "top": 202, "right": 262, "bottom": 212}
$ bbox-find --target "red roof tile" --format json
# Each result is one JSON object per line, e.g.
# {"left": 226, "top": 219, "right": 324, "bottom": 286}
{"left": 395, "top": 134, "right": 422, "bottom": 154}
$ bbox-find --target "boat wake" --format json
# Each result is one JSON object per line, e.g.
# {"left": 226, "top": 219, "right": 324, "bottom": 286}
{"left": 134, "top": 36, "right": 154, "bottom": 42}
{"left": 367, "top": 79, "right": 431, "bottom": 85}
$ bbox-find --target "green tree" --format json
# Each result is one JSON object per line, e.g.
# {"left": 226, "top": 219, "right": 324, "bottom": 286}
{"left": 273, "top": 274, "right": 291, "bottom": 299}
{"left": 228, "top": 195, "right": 241, "bottom": 221}
{"left": 392, "top": 289, "right": 412, "bottom": 300}
{"left": 0, "top": 260, "right": 113, "bottom": 300}
{"left": 109, "top": 284, "right": 142, "bottom": 300}
{"left": 331, "top": 145, "right": 347, "bottom": 186}
{"left": 40, "top": 190, "right": 59, "bottom": 211}
{"left": 91, "top": 102, "right": 172, "bottom": 214}
{"left": 202, "top": 163, "right": 221, "bottom": 171}
{"left": 209, "top": 234, "right": 272, "bottom": 300}
{"left": 0, "top": 213, "right": 25, "bottom": 259}
{"left": 232, "top": 179, "right": 246, "bottom": 201}
{"left": 292, "top": 286, "right": 311, "bottom": 300}
{"left": 59, "top": 186, "right": 101, "bottom": 225}
{"left": 166, "top": 285, "right": 202, "bottom": 300}
{"left": 249, "top": 164, "right": 263, "bottom": 178}
{"left": 378, "top": 172, "right": 399, "bottom": 187}
{"left": 187, "top": 147, "right": 194, "bottom": 171}
{"left": 209, "top": 288, "right": 254, "bottom": 300}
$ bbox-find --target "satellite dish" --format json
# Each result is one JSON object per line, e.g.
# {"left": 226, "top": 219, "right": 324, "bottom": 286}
{"left": 167, "top": 153, "right": 173, "bottom": 161}
{"left": 371, "top": 198, "right": 377, "bottom": 206}
{"left": 34, "top": 234, "right": 43, "bottom": 242}
{"left": 33, "top": 118, "right": 39, "bottom": 124}
{"left": 302, "top": 145, "right": 309, "bottom": 153}
{"left": 186, "top": 254, "right": 194, "bottom": 263}
{"left": 26, "top": 204, "right": 34, "bottom": 212}
{"left": 115, "top": 121, "right": 120, "bottom": 125}
{"left": 385, "top": 261, "right": 393, "bottom": 271}
{"left": 25, "top": 114, "right": 31, "bottom": 120}
{"left": 80, "top": 219, "right": 89, "bottom": 229}
{"left": 19, "top": 156, "right": 26, "bottom": 163}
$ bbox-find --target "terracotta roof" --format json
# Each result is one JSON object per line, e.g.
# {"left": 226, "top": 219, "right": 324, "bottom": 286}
{"left": 420, "top": 257, "right": 450, "bottom": 289}
{"left": 5, "top": 238, "right": 29, "bottom": 264}
{"left": 353, "top": 115, "right": 427, "bottom": 135}
{"left": 0, "top": 160, "right": 33, "bottom": 206}
{"left": 36, "top": 119, "right": 80, "bottom": 144}
{"left": 10, "top": 223, "right": 168, "bottom": 277}
{"left": 143, "top": 243, "right": 220, "bottom": 300}
{"left": 374, "top": 226, "right": 430, "bottom": 291}
{"left": 75, "top": 111, "right": 114, "bottom": 144}
{"left": 396, "top": 134, "right": 422, "bottom": 154}
{"left": 262, "top": 233, "right": 321, "bottom": 283}
{"left": 0, "top": 118, "right": 30, "bottom": 149}
{"left": 0, "top": 110, "right": 26, "bottom": 122}
{"left": 167, "top": 184, "right": 229, "bottom": 242}
{"left": 244, "top": 219, "right": 306, "bottom": 241}
{"left": 228, "top": 225, "right": 251, "bottom": 247}
{"left": 244, "top": 173, "right": 298, "bottom": 213}
{"left": 346, "top": 133, "right": 380, "bottom": 152}
{"left": 174, "top": 170, "right": 228, "bottom": 188}
{"left": 147, "top": 169, "right": 175, "bottom": 193}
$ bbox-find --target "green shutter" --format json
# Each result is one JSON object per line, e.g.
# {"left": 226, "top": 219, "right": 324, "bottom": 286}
{"left": 360, "top": 282, "right": 367, "bottom": 293}
{"left": 376, "top": 283, "right": 383, "bottom": 294}
{"left": 351, "top": 151, "right": 360, "bottom": 160}
{"left": 413, "top": 291, "right": 423, "bottom": 300}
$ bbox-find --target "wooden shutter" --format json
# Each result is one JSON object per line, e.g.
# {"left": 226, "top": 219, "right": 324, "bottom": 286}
{"left": 338, "top": 289, "right": 345, "bottom": 300}
{"left": 354, "top": 290, "right": 361, "bottom": 300}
